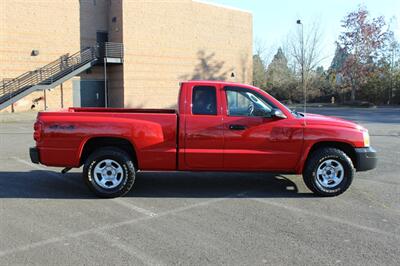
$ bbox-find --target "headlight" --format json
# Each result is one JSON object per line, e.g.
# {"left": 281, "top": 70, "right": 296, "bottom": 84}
{"left": 363, "top": 131, "right": 370, "bottom": 147}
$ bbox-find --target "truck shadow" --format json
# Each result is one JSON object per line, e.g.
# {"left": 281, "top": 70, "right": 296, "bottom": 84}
{"left": 0, "top": 171, "right": 314, "bottom": 199}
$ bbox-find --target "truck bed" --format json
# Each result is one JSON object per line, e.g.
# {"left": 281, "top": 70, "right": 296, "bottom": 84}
{"left": 68, "top": 107, "right": 177, "bottom": 114}
{"left": 36, "top": 108, "right": 178, "bottom": 170}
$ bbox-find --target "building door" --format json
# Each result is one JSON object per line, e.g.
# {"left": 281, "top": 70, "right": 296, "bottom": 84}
{"left": 80, "top": 80, "right": 105, "bottom": 107}
{"left": 96, "top": 31, "right": 108, "bottom": 57}
{"left": 96, "top": 31, "right": 108, "bottom": 43}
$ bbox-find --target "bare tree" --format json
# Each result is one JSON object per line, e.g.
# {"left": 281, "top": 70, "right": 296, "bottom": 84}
{"left": 254, "top": 37, "right": 278, "bottom": 67}
{"left": 253, "top": 37, "right": 280, "bottom": 89}
{"left": 287, "top": 20, "right": 325, "bottom": 94}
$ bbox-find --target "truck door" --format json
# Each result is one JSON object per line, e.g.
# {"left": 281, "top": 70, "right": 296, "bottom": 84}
{"left": 222, "top": 86, "right": 303, "bottom": 171}
{"left": 183, "top": 85, "right": 224, "bottom": 170}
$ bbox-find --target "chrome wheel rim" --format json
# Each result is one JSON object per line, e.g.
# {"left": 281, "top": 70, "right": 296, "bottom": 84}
{"left": 316, "top": 159, "right": 344, "bottom": 189}
{"left": 93, "top": 159, "right": 124, "bottom": 189}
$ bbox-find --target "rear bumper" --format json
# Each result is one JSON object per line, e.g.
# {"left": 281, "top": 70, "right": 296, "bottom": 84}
{"left": 30, "top": 147, "right": 40, "bottom": 164}
{"left": 355, "top": 147, "right": 377, "bottom": 171}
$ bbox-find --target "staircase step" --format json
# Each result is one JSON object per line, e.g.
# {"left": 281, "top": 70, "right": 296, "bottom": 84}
{"left": 0, "top": 47, "right": 98, "bottom": 110}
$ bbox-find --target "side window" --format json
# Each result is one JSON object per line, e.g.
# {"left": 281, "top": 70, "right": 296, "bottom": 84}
{"left": 226, "top": 88, "right": 273, "bottom": 117}
{"left": 192, "top": 86, "right": 217, "bottom": 115}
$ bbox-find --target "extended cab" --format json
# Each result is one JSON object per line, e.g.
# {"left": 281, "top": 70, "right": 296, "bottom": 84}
{"left": 30, "top": 81, "right": 377, "bottom": 197}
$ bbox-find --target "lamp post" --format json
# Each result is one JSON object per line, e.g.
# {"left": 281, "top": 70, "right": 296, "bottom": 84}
{"left": 297, "top": 19, "right": 306, "bottom": 116}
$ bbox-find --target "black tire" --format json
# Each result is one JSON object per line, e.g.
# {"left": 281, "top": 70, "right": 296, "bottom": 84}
{"left": 83, "top": 147, "right": 136, "bottom": 198}
{"left": 303, "top": 147, "right": 354, "bottom": 197}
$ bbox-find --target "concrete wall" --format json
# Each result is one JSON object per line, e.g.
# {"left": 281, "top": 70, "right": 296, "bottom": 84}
{"left": 107, "top": 0, "right": 124, "bottom": 107}
{"left": 122, "top": 0, "right": 253, "bottom": 108}
{"left": 0, "top": 0, "right": 80, "bottom": 112}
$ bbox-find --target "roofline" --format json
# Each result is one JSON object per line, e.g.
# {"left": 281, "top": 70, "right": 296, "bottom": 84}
{"left": 181, "top": 80, "right": 257, "bottom": 88}
{"left": 192, "top": 0, "right": 252, "bottom": 14}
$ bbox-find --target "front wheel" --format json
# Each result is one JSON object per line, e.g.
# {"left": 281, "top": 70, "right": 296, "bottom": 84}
{"left": 303, "top": 147, "right": 354, "bottom": 196}
{"left": 83, "top": 147, "right": 136, "bottom": 198}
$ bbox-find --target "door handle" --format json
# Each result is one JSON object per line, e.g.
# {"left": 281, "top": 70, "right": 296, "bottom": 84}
{"left": 229, "top": 124, "right": 247, "bottom": 130}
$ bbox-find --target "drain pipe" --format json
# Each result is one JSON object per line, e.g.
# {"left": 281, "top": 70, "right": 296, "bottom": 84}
{"left": 104, "top": 58, "right": 108, "bottom": 108}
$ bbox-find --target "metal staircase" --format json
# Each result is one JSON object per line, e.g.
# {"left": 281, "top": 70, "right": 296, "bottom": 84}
{"left": 0, "top": 47, "right": 98, "bottom": 110}
{"left": 0, "top": 42, "right": 125, "bottom": 110}
{"left": 1, "top": 43, "right": 124, "bottom": 110}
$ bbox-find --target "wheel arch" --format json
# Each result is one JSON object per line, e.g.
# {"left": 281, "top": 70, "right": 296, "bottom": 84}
{"left": 300, "top": 141, "right": 356, "bottom": 173}
{"left": 79, "top": 137, "right": 138, "bottom": 168}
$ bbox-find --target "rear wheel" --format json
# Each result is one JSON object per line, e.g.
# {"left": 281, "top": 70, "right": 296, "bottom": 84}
{"left": 303, "top": 147, "right": 354, "bottom": 196}
{"left": 83, "top": 147, "right": 135, "bottom": 198}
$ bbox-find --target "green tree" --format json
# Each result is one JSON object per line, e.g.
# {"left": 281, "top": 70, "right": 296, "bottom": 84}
{"left": 328, "top": 44, "right": 350, "bottom": 102}
{"left": 308, "top": 66, "right": 333, "bottom": 102}
{"left": 330, "top": 44, "right": 348, "bottom": 73}
{"left": 266, "top": 48, "right": 297, "bottom": 102}
{"left": 386, "top": 30, "right": 400, "bottom": 104}
{"left": 252, "top": 54, "right": 267, "bottom": 89}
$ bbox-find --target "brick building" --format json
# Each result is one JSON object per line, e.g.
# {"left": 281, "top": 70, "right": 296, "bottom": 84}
{"left": 0, "top": 0, "right": 253, "bottom": 112}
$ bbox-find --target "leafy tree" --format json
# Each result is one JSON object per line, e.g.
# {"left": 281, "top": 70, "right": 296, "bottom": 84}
{"left": 338, "top": 6, "right": 391, "bottom": 102}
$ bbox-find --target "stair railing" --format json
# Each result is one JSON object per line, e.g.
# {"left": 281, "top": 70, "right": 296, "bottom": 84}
{"left": 0, "top": 47, "right": 97, "bottom": 104}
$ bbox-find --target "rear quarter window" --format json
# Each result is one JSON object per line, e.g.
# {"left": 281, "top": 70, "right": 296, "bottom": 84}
{"left": 192, "top": 86, "right": 217, "bottom": 115}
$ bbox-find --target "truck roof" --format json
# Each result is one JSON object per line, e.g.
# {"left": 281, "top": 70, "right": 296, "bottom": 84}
{"left": 181, "top": 80, "right": 257, "bottom": 89}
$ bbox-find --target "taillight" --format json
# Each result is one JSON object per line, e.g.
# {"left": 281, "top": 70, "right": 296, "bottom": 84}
{"left": 33, "top": 121, "right": 43, "bottom": 142}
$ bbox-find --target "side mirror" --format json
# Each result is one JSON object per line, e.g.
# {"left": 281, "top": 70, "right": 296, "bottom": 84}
{"left": 271, "top": 108, "right": 287, "bottom": 119}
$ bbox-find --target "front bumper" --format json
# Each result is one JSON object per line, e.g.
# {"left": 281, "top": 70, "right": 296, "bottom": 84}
{"left": 30, "top": 147, "right": 40, "bottom": 164}
{"left": 355, "top": 147, "right": 377, "bottom": 171}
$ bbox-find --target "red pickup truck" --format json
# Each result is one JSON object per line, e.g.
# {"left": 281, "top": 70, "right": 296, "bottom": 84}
{"left": 30, "top": 81, "right": 377, "bottom": 198}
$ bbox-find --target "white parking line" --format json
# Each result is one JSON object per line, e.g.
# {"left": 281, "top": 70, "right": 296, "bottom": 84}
{"left": 12, "top": 156, "right": 80, "bottom": 188}
{"left": 12, "top": 156, "right": 158, "bottom": 217}
{"left": 111, "top": 198, "right": 157, "bottom": 217}
{"left": 96, "top": 231, "right": 164, "bottom": 266}
{"left": 251, "top": 198, "right": 397, "bottom": 238}
{"left": 0, "top": 191, "right": 240, "bottom": 258}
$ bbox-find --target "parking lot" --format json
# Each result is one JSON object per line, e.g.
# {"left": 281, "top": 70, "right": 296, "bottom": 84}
{"left": 0, "top": 107, "right": 399, "bottom": 265}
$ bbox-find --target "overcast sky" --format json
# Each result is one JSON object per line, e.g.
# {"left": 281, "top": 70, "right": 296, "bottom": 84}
{"left": 205, "top": 0, "right": 400, "bottom": 68}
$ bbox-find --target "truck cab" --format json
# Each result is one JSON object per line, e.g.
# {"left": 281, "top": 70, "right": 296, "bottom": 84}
{"left": 178, "top": 81, "right": 303, "bottom": 172}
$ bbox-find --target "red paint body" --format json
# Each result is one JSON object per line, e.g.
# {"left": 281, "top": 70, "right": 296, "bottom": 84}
{"left": 33, "top": 81, "right": 367, "bottom": 174}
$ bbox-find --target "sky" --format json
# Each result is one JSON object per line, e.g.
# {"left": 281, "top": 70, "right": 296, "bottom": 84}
{"left": 205, "top": 0, "right": 400, "bottom": 68}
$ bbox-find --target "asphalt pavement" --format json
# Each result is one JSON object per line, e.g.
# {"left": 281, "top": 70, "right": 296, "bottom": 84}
{"left": 0, "top": 107, "right": 399, "bottom": 265}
